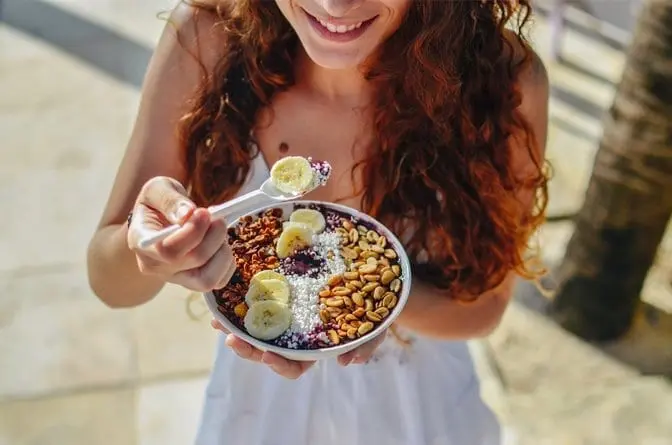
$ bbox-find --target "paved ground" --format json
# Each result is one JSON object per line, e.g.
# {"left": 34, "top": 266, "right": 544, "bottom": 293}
{"left": 1, "top": 1, "right": 670, "bottom": 444}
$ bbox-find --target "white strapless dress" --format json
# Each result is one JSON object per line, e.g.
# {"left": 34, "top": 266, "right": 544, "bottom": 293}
{"left": 194, "top": 154, "right": 503, "bottom": 445}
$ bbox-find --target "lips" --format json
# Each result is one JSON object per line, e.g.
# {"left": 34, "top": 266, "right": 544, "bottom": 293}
{"left": 316, "top": 18, "right": 364, "bottom": 34}
{"left": 303, "top": 9, "right": 377, "bottom": 35}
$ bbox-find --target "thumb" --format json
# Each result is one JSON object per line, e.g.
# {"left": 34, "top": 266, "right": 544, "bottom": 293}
{"left": 139, "top": 176, "right": 196, "bottom": 225}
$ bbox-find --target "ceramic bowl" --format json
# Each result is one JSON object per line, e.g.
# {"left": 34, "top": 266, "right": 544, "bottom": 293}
{"left": 203, "top": 200, "right": 412, "bottom": 361}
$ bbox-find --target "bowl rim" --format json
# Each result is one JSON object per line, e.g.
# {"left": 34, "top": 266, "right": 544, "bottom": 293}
{"left": 203, "top": 200, "right": 413, "bottom": 357}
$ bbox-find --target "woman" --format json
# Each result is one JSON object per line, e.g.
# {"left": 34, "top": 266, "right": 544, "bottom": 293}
{"left": 87, "top": 0, "right": 549, "bottom": 443}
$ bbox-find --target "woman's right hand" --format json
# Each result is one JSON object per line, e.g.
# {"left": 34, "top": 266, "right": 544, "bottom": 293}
{"left": 126, "top": 176, "right": 236, "bottom": 292}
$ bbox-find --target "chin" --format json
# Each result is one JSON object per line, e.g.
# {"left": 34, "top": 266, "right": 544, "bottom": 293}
{"left": 306, "top": 52, "right": 364, "bottom": 70}
{"left": 301, "top": 43, "right": 371, "bottom": 70}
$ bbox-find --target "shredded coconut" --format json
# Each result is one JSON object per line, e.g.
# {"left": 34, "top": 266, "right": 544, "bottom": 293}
{"left": 283, "top": 230, "right": 345, "bottom": 341}
{"left": 285, "top": 274, "right": 323, "bottom": 334}
{"left": 314, "top": 231, "right": 346, "bottom": 277}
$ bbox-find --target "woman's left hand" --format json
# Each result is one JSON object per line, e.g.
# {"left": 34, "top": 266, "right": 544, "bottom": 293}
{"left": 211, "top": 320, "right": 387, "bottom": 379}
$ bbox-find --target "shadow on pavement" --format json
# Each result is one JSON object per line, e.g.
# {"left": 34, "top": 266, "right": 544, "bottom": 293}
{"left": 514, "top": 277, "right": 672, "bottom": 376}
{"left": 534, "top": 0, "right": 634, "bottom": 53}
{"left": 550, "top": 84, "right": 606, "bottom": 120}
{"left": 1, "top": 0, "right": 151, "bottom": 89}
{"left": 558, "top": 55, "right": 617, "bottom": 88}
{"left": 550, "top": 116, "right": 598, "bottom": 143}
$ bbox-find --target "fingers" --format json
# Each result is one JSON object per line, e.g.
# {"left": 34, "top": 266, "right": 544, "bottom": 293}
{"left": 338, "top": 330, "right": 386, "bottom": 366}
{"left": 171, "top": 241, "right": 235, "bottom": 291}
{"left": 183, "top": 217, "right": 230, "bottom": 269}
{"left": 219, "top": 324, "right": 383, "bottom": 375}
{"left": 211, "top": 319, "right": 230, "bottom": 334}
{"left": 261, "top": 352, "right": 315, "bottom": 380}
{"left": 225, "top": 334, "right": 264, "bottom": 362}
{"left": 128, "top": 175, "right": 206, "bottom": 258}
{"left": 219, "top": 328, "right": 315, "bottom": 380}
{"left": 214, "top": 258, "right": 237, "bottom": 290}
{"left": 154, "top": 208, "right": 211, "bottom": 260}
{"left": 130, "top": 208, "right": 211, "bottom": 278}
{"left": 140, "top": 176, "right": 195, "bottom": 224}
{"left": 337, "top": 350, "right": 356, "bottom": 367}
{"left": 194, "top": 242, "right": 234, "bottom": 287}
{"left": 130, "top": 176, "right": 237, "bottom": 288}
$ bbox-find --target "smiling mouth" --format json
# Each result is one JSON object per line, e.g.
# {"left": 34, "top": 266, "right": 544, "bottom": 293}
{"left": 315, "top": 17, "right": 364, "bottom": 33}
{"left": 302, "top": 9, "right": 378, "bottom": 36}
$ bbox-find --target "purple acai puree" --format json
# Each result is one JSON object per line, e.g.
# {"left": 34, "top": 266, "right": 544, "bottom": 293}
{"left": 307, "top": 158, "right": 332, "bottom": 188}
{"left": 274, "top": 324, "right": 330, "bottom": 349}
{"left": 324, "top": 209, "right": 349, "bottom": 231}
{"left": 277, "top": 248, "right": 326, "bottom": 278}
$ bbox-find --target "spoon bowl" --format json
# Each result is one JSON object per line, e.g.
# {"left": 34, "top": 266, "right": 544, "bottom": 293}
{"left": 259, "top": 178, "right": 305, "bottom": 201}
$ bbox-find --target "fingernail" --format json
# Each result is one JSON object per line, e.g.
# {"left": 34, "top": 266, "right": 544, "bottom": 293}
{"left": 173, "top": 202, "right": 194, "bottom": 222}
{"left": 339, "top": 356, "right": 353, "bottom": 367}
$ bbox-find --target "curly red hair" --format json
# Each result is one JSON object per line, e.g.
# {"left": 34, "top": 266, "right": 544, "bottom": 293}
{"left": 178, "top": 0, "right": 549, "bottom": 301}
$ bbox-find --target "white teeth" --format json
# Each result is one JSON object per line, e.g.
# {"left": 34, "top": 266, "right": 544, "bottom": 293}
{"left": 317, "top": 18, "right": 364, "bottom": 34}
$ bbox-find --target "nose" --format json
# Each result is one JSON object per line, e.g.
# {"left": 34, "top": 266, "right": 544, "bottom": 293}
{"left": 317, "top": 0, "right": 363, "bottom": 17}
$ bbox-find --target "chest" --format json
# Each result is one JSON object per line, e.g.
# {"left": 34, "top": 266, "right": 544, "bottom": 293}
{"left": 252, "top": 91, "right": 373, "bottom": 210}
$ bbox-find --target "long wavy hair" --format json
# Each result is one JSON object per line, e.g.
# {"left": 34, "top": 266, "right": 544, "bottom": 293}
{"left": 177, "top": 0, "right": 549, "bottom": 302}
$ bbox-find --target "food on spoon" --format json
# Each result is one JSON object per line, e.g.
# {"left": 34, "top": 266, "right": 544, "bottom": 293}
{"left": 288, "top": 208, "right": 326, "bottom": 233}
{"left": 243, "top": 300, "right": 292, "bottom": 341}
{"left": 308, "top": 159, "right": 332, "bottom": 188}
{"left": 269, "top": 156, "right": 333, "bottom": 195}
{"left": 244, "top": 278, "right": 291, "bottom": 306}
{"left": 275, "top": 223, "right": 314, "bottom": 258}
{"left": 270, "top": 156, "right": 315, "bottom": 195}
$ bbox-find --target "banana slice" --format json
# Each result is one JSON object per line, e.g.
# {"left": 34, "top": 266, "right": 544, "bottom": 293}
{"left": 275, "top": 224, "right": 314, "bottom": 258}
{"left": 289, "top": 208, "right": 326, "bottom": 233}
{"left": 244, "top": 278, "right": 291, "bottom": 306}
{"left": 269, "top": 156, "right": 314, "bottom": 195}
{"left": 243, "top": 300, "right": 292, "bottom": 341}
{"left": 250, "top": 270, "right": 288, "bottom": 287}
{"left": 282, "top": 221, "right": 312, "bottom": 231}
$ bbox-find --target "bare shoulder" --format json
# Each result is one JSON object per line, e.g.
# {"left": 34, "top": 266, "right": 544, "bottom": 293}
{"left": 502, "top": 29, "right": 548, "bottom": 87}
{"left": 94, "top": 1, "right": 231, "bottom": 227}
{"left": 515, "top": 44, "right": 550, "bottom": 127}
{"left": 157, "top": 0, "right": 230, "bottom": 73}
{"left": 503, "top": 29, "right": 549, "bottom": 113}
{"left": 138, "top": 1, "right": 230, "bottom": 105}
{"left": 502, "top": 30, "right": 550, "bottom": 168}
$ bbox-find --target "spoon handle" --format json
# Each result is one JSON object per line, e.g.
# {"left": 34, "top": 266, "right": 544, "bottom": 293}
{"left": 208, "top": 189, "right": 265, "bottom": 220}
{"left": 137, "top": 189, "right": 265, "bottom": 249}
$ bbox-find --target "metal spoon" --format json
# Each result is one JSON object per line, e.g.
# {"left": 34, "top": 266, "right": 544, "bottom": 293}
{"left": 137, "top": 178, "right": 309, "bottom": 249}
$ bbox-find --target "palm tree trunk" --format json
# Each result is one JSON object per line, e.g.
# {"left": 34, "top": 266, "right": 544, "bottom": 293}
{"left": 549, "top": 0, "right": 672, "bottom": 341}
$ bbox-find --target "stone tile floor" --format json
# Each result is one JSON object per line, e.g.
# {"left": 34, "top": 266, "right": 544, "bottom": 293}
{"left": 1, "top": 1, "right": 670, "bottom": 444}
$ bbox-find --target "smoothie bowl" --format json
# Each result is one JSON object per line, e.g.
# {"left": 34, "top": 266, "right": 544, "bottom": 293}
{"left": 203, "top": 201, "right": 412, "bottom": 361}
